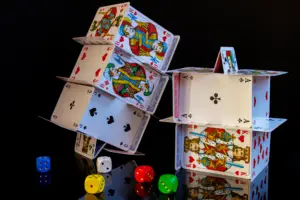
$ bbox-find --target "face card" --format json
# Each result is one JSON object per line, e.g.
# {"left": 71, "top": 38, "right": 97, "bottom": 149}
{"left": 87, "top": 3, "right": 129, "bottom": 41}
{"left": 51, "top": 83, "right": 94, "bottom": 130}
{"left": 182, "top": 125, "right": 251, "bottom": 178}
{"left": 114, "top": 6, "right": 174, "bottom": 71}
{"left": 220, "top": 47, "right": 238, "bottom": 74}
{"left": 78, "top": 89, "right": 147, "bottom": 151}
{"left": 103, "top": 160, "right": 137, "bottom": 199}
{"left": 98, "top": 48, "right": 161, "bottom": 112}
{"left": 70, "top": 45, "right": 114, "bottom": 85}
{"left": 178, "top": 169, "right": 250, "bottom": 200}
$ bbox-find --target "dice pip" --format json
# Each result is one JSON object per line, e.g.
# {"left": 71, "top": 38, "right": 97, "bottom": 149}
{"left": 38, "top": 173, "right": 51, "bottom": 187}
{"left": 84, "top": 174, "right": 105, "bottom": 194}
{"left": 36, "top": 156, "right": 51, "bottom": 173}
{"left": 134, "top": 165, "right": 154, "bottom": 183}
{"left": 96, "top": 156, "right": 112, "bottom": 173}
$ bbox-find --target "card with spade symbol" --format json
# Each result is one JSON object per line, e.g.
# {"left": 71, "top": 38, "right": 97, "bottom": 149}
{"left": 78, "top": 89, "right": 150, "bottom": 152}
{"left": 181, "top": 125, "right": 251, "bottom": 178}
{"left": 98, "top": 48, "right": 166, "bottom": 114}
{"left": 69, "top": 44, "right": 115, "bottom": 85}
{"left": 103, "top": 160, "right": 137, "bottom": 199}
{"left": 74, "top": 132, "right": 106, "bottom": 159}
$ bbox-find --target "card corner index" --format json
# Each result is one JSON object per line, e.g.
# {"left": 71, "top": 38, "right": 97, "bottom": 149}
{"left": 161, "top": 35, "right": 181, "bottom": 72}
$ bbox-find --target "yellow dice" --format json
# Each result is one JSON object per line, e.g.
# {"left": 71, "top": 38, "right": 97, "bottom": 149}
{"left": 84, "top": 174, "right": 105, "bottom": 194}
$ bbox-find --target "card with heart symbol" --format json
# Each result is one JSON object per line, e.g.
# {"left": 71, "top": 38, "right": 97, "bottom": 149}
{"left": 98, "top": 47, "right": 166, "bottom": 114}
{"left": 78, "top": 89, "right": 150, "bottom": 152}
{"left": 86, "top": 2, "right": 129, "bottom": 41}
{"left": 182, "top": 125, "right": 251, "bottom": 178}
{"left": 114, "top": 6, "right": 174, "bottom": 72}
{"left": 69, "top": 45, "right": 115, "bottom": 85}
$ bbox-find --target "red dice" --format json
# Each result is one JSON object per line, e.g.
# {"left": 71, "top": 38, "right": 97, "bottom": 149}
{"left": 134, "top": 165, "right": 154, "bottom": 183}
{"left": 134, "top": 183, "right": 153, "bottom": 197}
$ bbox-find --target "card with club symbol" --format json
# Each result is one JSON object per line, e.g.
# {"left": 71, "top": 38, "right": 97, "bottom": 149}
{"left": 47, "top": 82, "right": 150, "bottom": 152}
{"left": 74, "top": 132, "right": 106, "bottom": 159}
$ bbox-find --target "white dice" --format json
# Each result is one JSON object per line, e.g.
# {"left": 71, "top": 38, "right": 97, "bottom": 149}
{"left": 96, "top": 156, "right": 112, "bottom": 173}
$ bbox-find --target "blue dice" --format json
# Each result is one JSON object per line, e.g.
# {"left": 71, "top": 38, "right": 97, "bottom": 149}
{"left": 36, "top": 156, "right": 51, "bottom": 173}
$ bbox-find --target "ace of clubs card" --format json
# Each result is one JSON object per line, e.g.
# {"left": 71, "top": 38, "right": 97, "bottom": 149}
{"left": 220, "top": 47, "right": 238, "bottom": 74}
{"left": 98, "top": 49, "right": 160, "bottom": 110}
{"left": 183, "top": 126, "right": 250, "bottom": 177}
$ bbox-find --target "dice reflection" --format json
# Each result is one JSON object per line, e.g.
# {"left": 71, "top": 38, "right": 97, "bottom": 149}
{"left": 38, "top": 173, "right": 51, "bottom": 187}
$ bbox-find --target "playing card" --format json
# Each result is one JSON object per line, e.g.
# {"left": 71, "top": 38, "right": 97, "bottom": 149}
{"left": 103, "top": 160, "right": 137, "bottom": 199}
{"left": 70, "top": 45, "right": 115, "bottom": 85}
{"left": 114, "top": 6, "right": 174, "bottom": 72}
{"left": 252, "top": 76, "right": 270, "bottom": 119}
{"left": 87, "top": 3, "right": 129, "bottom": 41}
{"left": 182, "top": 125, "right": 251, "bottom": 178}
{"left": 175, "top": 124, "right": 184, "bottom": 170}
{"left": 221, "top": 75, "right": 252, "bottom": 128}
{"left": 220, "top": 47, "right": 238, "bottom": 74}
{"left": 51, "top": 83, "right": 94, "bottom": 130}
{"left": 237, "top": 69, "right": 287, "bottom": 76}
{"left": 177, "top": 168, "right": 250, "bottom": 200}
{"left": 78, "top": 89, "right": 149, "bottom": 151}
{"left": 74, "top": 132, "right": 106, "bottom": 159}
{"left": 250, "top": 165, "right": 269, "bottom": 200}
{"left": 251, "top": 131, "right": 270, "bottom": 179}
{"left": 98, "top": 47, "right": 163, "bottom": 113}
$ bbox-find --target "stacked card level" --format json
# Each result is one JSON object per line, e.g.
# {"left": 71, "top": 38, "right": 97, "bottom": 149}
{"left": 41, "top": 2, "right": 180, "bottom": 156}
{"left": 161, "top": 47, "right": 287, "bottom": 179}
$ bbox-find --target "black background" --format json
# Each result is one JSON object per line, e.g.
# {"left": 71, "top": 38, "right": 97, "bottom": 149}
{"left": 2, "top": 0, "right": 299, "bottom": 199}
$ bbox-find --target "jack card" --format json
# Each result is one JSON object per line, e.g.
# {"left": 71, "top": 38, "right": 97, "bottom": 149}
{"left": 220, "top": 47, "right": 238, "bottom": 73}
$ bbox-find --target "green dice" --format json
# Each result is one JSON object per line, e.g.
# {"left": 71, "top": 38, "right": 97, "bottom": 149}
{"left": 158, "top": 174, "right": 178, "bottom": 194}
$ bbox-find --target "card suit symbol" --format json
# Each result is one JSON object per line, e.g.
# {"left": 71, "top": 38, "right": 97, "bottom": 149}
{"left": 133, "top": 111, "right": 137, "bottom": 115}
{"left": 83, "top": 47, "right": 88, "bottom": 51}
{"left": 256, "top": 186, "right": 259, "bottom": 194}
{"left": 124, "top": 177, "right": 131, "bottom": 184}
{"left": 239, "top": 77, "right": 244, "bottom": 82}
{"left": 120, "top": 44, "right": 123, "bottom": 48}
{"left": 266, "top": 132, "right": 269, "bottom": 139}
{"left": 253, "top": 158, "right": 256, "bottom": 168}
{"left": 69, "top": 101, "right": 75, "bottom": 109}
{"left": 119, "top": 36, "right": 124, "bottom": 42}
{"left": 75, "top": 66, "right": 80, "bottom": 74}
{"left": 194, "top": 125, "right": 198, "bottom": 129}
{"left": 95, "top": 68, "right": 101, "bottom": 77}
{"left": 192, "top": 164, "right": 196, "bottom": 168}
{"left": 105, "top": 80, "right": 109, "bottom": 85}
{"left": 188, "top": 177, "right": 194, "bottom": 183}
{"left": 163, "top": 31, "right": 166, "bottom": 35}
{"left": 189, "top": 156, "right": 194, "bottom": 163}
{"left": 149, "top": 75, "right": 153, "bottom": 80}
{"left": 102, "top": 53, "right": 108, "bottom": 61}
{"left": 265, "top": 91, "right": 268, "bottom": 100}
{"left": 120, "top": 8, "right": 123, "bottom": 12}
{"left": 192, "top": 172, "right": 196, "bottom": 177}
{"left": 260, "top": 144, "right": 263, "bottom": 153}
{"left": 108, "top": 189, "right": 115, "bottom": 196}
{"left": 124, "top": 124, "right": 131, "bottom": 132}
{"left": 162, "top": 36, "right": 167, "bottom": 42}
{"left": 107, "top": 116, "right": 114, "bottom": 124}
{"left": 258, "top": 136, "right": 261, "bottom": 145}
{"left": 134, "top": 11, "right": 137, "bottom": 15}
{"left": 238, "top": 118, "right": 242, "bottom": 123}
{"left": 266, "top": 112, "right": 268, "bottom": 117}
{"left": 264, "top": 175, "right": 267, "bottom": 184}
{"left": 81, "top": 52, "right": 86, "bottom": 60}
{"left": 210, "top": 93, "right": 221, "bottom": 104}
{"left": 238, "top": 135, "right": 244, "bottom": 143}
{"left": 89, "top": 108, "right": 97, "bottom": 117}
{"left": 262, "top": 150, "right": 265, "bottom": 160}
{"left": 257, "top": 155, "right": 260, "bottom": 164}
{"left": 254, "top": 97, "right": 256, "bottom": 107}
{"left": 237, "top": 129, "right": 241, "bottom": 134}
{"left": 235, "top": 179, "right": 239, "bottom": 184}
{"left": 266, "top": 147, "right": 269, "bottom": 156}
{"left": 188, "top": 114, "right": 192, "bottom": 118}
{"left": 263, "top": 134, "right": 265, "bottom": 142}
{"left": 150, "top": 62, "right": 153, "bottom": 66}
{"left": 252, "top": 191, "right": 255, "bottom": 200}
{"left": 235, "top": 171, "right": 239, "bottom": 175}
{"left": 254, "top": 139, "right": 257, "bottom": 149}
{"left": 83, "top": 126, "right": 87, "bottom": 130}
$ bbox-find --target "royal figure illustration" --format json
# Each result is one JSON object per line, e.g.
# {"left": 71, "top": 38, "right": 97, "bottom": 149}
{"left": 82, "top": 135, "right": 91, "bottom": 153}
{"left": 223, "top": 50, "right": 237, "bottom": 72}
{"left": 103, "top": 55, "right": 154, "bottom": 104}
{"left": 184, "top": 128, "right": 250, "bottom": 172}
{"left": 186, "top": 176, "right": 248, "bottom": 200}
{"left": 90, "top": 7, "right": 123, "bottom": 37}
{"left": 119, "top": 17, "right": 168, "bottom": 60}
